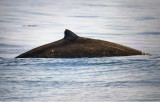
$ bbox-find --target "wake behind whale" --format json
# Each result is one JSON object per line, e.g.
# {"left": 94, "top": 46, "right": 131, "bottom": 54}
{"left": 16, "top": 29, "right": 149, "bottom": 58}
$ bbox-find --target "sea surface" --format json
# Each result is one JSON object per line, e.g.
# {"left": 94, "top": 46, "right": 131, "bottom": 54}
{"left": 0, "top": 0, "right": 160, "bottom": 102}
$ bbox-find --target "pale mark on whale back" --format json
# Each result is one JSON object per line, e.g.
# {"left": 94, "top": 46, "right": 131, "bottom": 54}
{"left": 142, "top": 51, "right": 148, "bottom": 55}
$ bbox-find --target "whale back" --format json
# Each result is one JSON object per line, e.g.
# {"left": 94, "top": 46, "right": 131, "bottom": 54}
{"left": 16, "top": 29, "right": 149, "bottom": 58}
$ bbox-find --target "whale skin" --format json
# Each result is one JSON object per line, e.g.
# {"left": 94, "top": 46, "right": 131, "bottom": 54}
{"left": 16, "top": 29, "right": 149, "bottom": 58}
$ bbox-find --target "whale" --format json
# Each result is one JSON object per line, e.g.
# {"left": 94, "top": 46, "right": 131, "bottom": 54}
{"left": 16, "top": 29, "right": 149, "bottom": 58}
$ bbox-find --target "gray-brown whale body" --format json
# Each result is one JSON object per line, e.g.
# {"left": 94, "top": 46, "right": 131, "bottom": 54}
{"left": 16, "top": 29, "right": 148, "bottom": 58}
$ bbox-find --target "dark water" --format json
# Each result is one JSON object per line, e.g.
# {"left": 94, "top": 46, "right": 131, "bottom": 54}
{"left": 0, "top": 0, "right": 160, "bottom": 101}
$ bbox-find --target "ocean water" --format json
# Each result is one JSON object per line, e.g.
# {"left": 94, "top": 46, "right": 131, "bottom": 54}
{"left": 0, "top": 0, "right": 160, "bottom": 102}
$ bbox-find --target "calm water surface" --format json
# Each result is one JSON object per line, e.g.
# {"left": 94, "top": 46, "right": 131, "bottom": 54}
{"left": 0, "top": 0, "right": 160, "bottom": 102}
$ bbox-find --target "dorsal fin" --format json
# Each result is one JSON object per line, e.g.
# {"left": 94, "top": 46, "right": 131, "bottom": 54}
{"left": 64, "top": 29, "right": 78, "bottom": 41}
